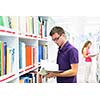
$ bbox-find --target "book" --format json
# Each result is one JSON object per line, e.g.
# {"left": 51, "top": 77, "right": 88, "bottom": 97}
{"left": 1, "top": 41, "right": 4, "bottom": 75}
{"left": 33, "top": 47, "right": 36, "bottom": 65}
{"left": 38, "top": 68, "right": 63, "bottom": 77}
{"left": 40, "top": 60, "right": 59, "bottom": 71}
{"left": 19, "top": 42, "right": 26, "bottom": 69}
{"left": 43, "top": 45, "right": 48, "bottom": 60}
{"left": 38, "top": 60, "right": 63, "bottom": 76}
{"left": 0, "top": 41, "right": 2, "bottom": 76}
{"left": 45, "top": 70, "right": 63, "bottom": 73}
{"left": 26, "top": 45, "right": 33, "bottom": 67}
{"left": 38, "top": 45, "right": 43, "bottom": 62}
{"left": 0, "top": 16, "right": 3, "bottom": 26}
{"left": 38, "top": 68, "right": 48, "bottom": 76}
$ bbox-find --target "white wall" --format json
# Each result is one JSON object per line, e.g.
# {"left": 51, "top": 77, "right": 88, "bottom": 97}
{"left": 50, "top": 16, "right": 100, "bottom": 65}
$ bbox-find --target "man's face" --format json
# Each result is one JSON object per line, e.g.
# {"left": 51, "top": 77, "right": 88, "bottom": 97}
{"left": 51, "top": 33, "right": 64, "bottom": 46}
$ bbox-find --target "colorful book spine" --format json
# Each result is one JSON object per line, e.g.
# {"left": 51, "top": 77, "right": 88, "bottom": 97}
{"left": 6, "top": 47, "right": 15, "bottom": 74}
{"left": 43, "top": 45, "right": 48, "bottom": 60}
{"left": 33, "top": 47, "right": 36, "bottom": 65}
{"left": 38, "top": 45, "right": 43, "bottom": 62}
{"left": 1, "top": 42, "right": 4, "bottom": 75}
{"left": 26, "top": 45, "right": 33, "bottom": 67}
{"left": 19, "top": 42, "right": 26, "bottom": 69}
{"left": 4, "top": 42, "right": 7, "bottom": 75}
{"left": 0, "top": 16, "right": 4, "bottom": 26}
{"left": 32, "top": 17, "right": 34, "bottom": 34}
{"left": 0, "top": 41, "right": 2, "bottom": 76}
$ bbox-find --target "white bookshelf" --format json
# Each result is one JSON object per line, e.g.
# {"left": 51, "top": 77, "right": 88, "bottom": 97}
{"left": 0, "top": 16, "right": 54, "bottom": 83}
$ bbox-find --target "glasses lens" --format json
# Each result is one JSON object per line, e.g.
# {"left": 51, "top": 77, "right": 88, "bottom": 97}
{"left": 53, "top": 36, "right": 61, "bottom": 41}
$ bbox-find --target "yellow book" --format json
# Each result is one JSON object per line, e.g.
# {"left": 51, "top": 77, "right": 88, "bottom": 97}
{"left": 7, "top": 48, "right": 12, "bottom": 74}
{"left": 10, "top": 16, "right": 16, "bottom": 29}
{"left": 6, "top": 48, "right": 9, "bottom": 74}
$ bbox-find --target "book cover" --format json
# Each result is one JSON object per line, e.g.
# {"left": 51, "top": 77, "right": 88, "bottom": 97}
{"left": 33, "top": 47, "right": 36, "bottom": 65}
{"left": 3, "top": 41, "right": 7, "bottom": 74}
{"left": 0, "top": 41, "right": 2, "bottom": 76}
{"left": 33, "top": 16, "right": 38, "bottom": 35}
{"left": 32, "top": 17, "right": 34, "bottom": 34}
{"left": 26, "top": 45, "right": 33, "bottom": 67}
{"left": 43, "top": 45, "right": 48, "bottom": 60}
{"left": 1, "top": 41, "right": 4, "bottom": 75}
{"left": 40, "top": 60, "right": 60, "bottom": 72}
{"left": 38, "top": 45, "right": 43, "bottom": 62}
{"left": 0, "top": 16, "right": 4, "bottom": 26}
{"left": 19, "top": 42, "right": 26, "bottom": 69}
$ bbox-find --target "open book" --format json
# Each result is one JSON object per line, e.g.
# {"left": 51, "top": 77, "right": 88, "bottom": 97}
{"left": 38, "top": 68, "right": 63, "bottom": 76}
{"left": 89, "top": 53, "right": 99, "bottom": 57}
{"left": 38, "top": 60, "right": 63, "bottom": 76}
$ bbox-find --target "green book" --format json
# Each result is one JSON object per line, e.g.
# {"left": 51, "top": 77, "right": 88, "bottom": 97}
{"left": 0, "top": 16, "right": 9, "bottom": 27}
{"left": 0, "top": 16, "right": 4, "bottom": 26}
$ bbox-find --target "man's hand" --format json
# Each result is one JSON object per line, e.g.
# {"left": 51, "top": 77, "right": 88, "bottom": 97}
{"left": 45, "top": 72, "right": 55, "bottom": 78}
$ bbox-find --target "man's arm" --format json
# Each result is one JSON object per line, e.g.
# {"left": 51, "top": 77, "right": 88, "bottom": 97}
{"left": 45, "top": 63, "right": 78, "bottom": 78}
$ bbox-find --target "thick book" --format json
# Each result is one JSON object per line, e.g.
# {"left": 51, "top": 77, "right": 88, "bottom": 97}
{"left": 38, "top": 68, "right": 63, "bottom": 76}
{"left": 45, "top": 69, "right": 64, "bottom": 73}
{"left": 39, "top": 60, "right": 63, "bottom": 75}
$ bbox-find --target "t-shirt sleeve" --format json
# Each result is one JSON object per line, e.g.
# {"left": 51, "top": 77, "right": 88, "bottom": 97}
{"left": 69, "top": 48, "right": 79, "bottom": 64}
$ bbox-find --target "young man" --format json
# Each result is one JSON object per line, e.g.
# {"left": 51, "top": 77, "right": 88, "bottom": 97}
{"left": 46, "top": 26, "right": 79, "bottom": 83}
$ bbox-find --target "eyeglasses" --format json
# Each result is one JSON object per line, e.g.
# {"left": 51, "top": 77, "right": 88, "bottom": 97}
{"left": 52, "top": 36, "right": 61, "bottom": 41}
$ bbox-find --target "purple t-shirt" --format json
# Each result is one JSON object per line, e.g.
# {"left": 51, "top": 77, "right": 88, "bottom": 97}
{"left": 57, "top": 41, "right": 79, "bottom": 83}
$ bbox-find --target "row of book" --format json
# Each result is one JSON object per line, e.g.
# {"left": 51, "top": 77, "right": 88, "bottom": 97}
{"left": 19, "top": 41, "right": 48, "bottom": 68}
{"left": 0, "top": 41, "right": 48, "bottom": 76}
{"left": 38, "top": 44, "right": 48, "bottom": 62}
{"left": 0, "top": 41, "right": 15, "bottom": 76}
{"left": 0, "top": 16, "right": 48, "bottom": 38}
{"left": 19, "top": 42, "right": 36, "bottom": 69}
{"left": 37, "top": 16, "right": 48, "bottom": 38}
{"left": 19, "top": 72, "right": 37, "bottom": 83}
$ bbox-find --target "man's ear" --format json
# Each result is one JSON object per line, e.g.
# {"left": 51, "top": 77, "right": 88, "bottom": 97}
{"left": 62, "top": 33, "right": 65, "bottom": 37}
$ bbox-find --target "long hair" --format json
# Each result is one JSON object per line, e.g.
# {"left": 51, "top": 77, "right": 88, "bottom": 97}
{"left": 81, "top": 40, "right": 92, "bottom": 54}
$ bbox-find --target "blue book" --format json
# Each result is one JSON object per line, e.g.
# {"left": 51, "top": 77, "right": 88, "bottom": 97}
{"left": 3, "top": 42, "right": 7, "bottom": 75}
{"left": 38, "top": 45, "right": 43, "bottom": 62}
{"left": 24, "top": 77, "right": 30, "bottom": 83}
{"left": 11, "top": 48, "right": 15, "bottom": 72}
{"left": 19, "top": 42, "right": 22, "bottom": 69}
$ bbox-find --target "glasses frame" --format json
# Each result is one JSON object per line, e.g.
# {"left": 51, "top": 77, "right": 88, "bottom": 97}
{"left": 52, "top": 35, "right": 61, "bottom": 42}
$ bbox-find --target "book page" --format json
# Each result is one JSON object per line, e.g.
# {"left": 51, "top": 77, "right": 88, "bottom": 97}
{"left": 40, "top": 60, "right": 60, "bottom": 72}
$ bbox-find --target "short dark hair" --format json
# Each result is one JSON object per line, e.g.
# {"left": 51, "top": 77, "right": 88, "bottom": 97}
{"left": 49, "top": 26, "right": 65, "bottom": 36}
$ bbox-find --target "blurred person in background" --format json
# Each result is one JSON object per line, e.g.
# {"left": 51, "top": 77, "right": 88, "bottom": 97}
{"left": 82, "top": 40, "right": 98, "bottom": 83}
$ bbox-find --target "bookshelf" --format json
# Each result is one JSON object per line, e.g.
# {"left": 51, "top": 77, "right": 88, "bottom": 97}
{"left": 0, "top": 16, "right": 54, "bottom": 83}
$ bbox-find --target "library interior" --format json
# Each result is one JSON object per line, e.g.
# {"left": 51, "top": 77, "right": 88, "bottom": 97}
{"left": 0, "top": 16, "right": 100, "bottom": 83}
